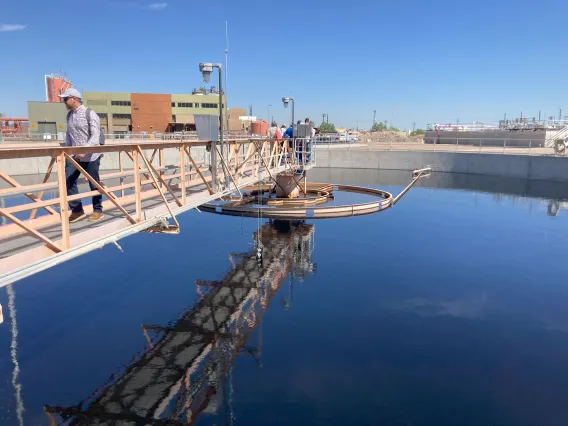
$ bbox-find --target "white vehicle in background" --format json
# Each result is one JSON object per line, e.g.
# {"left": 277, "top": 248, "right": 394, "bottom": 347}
{"left": 347, "top": 132, "right": 359, "bottom": 143}
{"left": 334, "top": 132, "right": 358, "bottom": 143}
{"left": 312, "top": 132, "right": 357, "bottom": 144}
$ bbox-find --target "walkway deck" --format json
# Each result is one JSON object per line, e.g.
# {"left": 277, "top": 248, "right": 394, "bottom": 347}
{"left": 0, "top": 139, "right": 313, "bottom": 285}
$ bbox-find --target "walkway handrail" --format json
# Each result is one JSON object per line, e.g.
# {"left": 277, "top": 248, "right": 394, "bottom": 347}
{"left": 0, "top": 138, "right": 312, "bottom": 286}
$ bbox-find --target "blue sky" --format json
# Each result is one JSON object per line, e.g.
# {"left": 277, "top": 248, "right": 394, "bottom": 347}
{"left": 1, "top": 0, "right": 567, "bottom": 129}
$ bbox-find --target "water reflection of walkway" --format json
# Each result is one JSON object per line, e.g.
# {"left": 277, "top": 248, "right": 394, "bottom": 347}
{"left": 44, "top": 220, "right": 315, "bottom": 425}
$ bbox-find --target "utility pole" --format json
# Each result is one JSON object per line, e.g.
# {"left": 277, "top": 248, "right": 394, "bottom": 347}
{"left": 249, "top": 105, "right": 253, "bottom": 117}
{"left": 372, "top": 110, "right": 377, "bottom": 125}
{"left": 321, "top": 113, "right": 326, "bottom": 124}
{"left": 225, "top": 21, "right": 229, "bottom": 137}
{"left": 412, "top": 122, "right": 416, "bottom": 132}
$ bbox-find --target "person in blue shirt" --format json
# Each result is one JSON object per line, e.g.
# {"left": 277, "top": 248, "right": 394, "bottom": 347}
{"left": 281, "top": 124, "right": 293, "bottom": 165}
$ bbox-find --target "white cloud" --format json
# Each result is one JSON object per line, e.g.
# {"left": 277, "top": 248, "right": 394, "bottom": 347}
{"left": 0, "top": 24, "right": 26, "bottom": 32}
{"left": 145, "top": 2, "right": 167, "bottom": 10}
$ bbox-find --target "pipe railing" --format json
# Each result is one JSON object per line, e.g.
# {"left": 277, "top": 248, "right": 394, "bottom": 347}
{"left": 0, "top": 138, "right": 305, "bottom": 285}
{"left": 352, "top": 136, "right": 566, "bottom": 156}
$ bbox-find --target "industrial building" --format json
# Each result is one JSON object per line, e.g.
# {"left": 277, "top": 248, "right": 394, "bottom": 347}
{"left": 24, "top": 74, "right": 263, "bottom": 137}
{"left": 82, "top": 89, "right": 225, "bottom": 134}
{"left": 27, "top": 101, "right": 68, "bottom": 137}
{"left": 27, "top": 74, "right": 230, "bottom": 135}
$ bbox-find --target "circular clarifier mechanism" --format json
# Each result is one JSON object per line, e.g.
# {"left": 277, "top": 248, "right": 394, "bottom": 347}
{"left": 201, "top": 168, "right": 430, "bottom": 220}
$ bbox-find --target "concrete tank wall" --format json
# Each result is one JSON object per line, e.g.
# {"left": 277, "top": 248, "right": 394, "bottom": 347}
{"left": 315, "top": 149, "right": 568, "bottom": 182}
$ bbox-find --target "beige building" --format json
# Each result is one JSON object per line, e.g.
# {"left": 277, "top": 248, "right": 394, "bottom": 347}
{"left": 27, "top": 101, "right": 68, "bottom": 137}
{"left": 228, "top": 107, "right": 252, "bottom": 132}
{"left": 27, "top": 89, "right": 232, "bottom": 136}
{"left": 82, "top": 90, "right": 225, "bottom": 133}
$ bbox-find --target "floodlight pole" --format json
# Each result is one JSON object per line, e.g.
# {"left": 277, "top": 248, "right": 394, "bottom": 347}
{"left": 217, "top": 65, "right": 229, "bottom": 188}
{"left": 282, "top": 97, "right": 295, "bottom": 135}
{"left": 199, "top": 62, "right": 228, "bottom": 190}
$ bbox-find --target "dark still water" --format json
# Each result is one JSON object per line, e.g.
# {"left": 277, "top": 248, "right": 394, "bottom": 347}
{"left": 1, "top": 168, "right": 568, "bottom": 426}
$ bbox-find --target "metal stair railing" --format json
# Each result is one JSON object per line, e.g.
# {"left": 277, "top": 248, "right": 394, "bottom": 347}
{"left": 545, "top": 125, "right": 568, "bottom": 147}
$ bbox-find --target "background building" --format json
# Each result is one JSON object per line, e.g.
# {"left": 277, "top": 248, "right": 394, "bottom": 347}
{"left": 25, "top": 75, "right": 243, "bottom": 137}
{"left": 83, "top": 88, "right": 225, "bottom": 134}
{"left": 27, "top": 89, "right": 226, "bottom": 136}
{"left": 27, "top": 101, "right": 67, "bottom": 137}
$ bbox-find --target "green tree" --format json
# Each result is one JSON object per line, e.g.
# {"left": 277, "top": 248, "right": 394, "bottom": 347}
{"left": 410, "top": 129, "right": 425, "bottom": 136}
{"left": 388, "top": 125, "right": 400, "bottom": 132}
{"left": 371, "top": 122, "right": 387, "bottom": 131}
{"left": 310, "top": 120, "right": 315, "bottom": 126}
{"left": 319, "top": 122, "right": 337, "bottom": 133}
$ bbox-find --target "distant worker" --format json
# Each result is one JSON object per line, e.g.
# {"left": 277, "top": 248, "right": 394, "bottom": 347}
{"left": 281, "top": 124, "right": 288, "bottom": 137}
{"left": 305, "top": 118, "right": 316, "bottom": 137}
{"left": 59, "top": 88, "right": 104, "bottom": 223}
{"left": 268, "top": 121, "right": 281, "bottom": 139}
{"left": 304, "top": 118, "right": 314, "bottom": 162}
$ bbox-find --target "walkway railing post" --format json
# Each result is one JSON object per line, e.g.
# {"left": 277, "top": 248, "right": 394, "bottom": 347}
{"left": 180, "top": 145, "right": 187, "bottom": 205}
{"left": 133, "top": 148, "right": 142, "bottom": 222}
{"left": 56, "top": 152, "right": 70, "bottom": 250}
{"left": 119, "top": 151, "right": 125, "bottom": 198}
{"left": 159, "top": 148, "right": 165, "bottom": 189}
{"left": 210, "top": 140, "right": 218, "bottom": 192}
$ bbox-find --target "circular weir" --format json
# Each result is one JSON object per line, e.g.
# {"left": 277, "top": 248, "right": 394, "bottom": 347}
{"left": 200, "top": 181, "right": 394, "bottom": 219}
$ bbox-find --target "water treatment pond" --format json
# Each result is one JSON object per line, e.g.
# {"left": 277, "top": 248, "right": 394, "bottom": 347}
{"left": 0, "top": 168, "right": 567, "bottom": 426}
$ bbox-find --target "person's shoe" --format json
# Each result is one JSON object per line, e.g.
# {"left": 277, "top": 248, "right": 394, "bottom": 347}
{"left": 69, "top": 211, "right": 86, "bottom": 223}
{"left": 88, "top": 212, "right": 104, "bottom": 222}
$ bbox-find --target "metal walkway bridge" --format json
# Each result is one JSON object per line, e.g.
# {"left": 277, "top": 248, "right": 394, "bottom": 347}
{"left": 44, "top": 220, "right": 315, "bottom": 425}
{"left": 0, "top": 138, "right": 314, "bottom": 286}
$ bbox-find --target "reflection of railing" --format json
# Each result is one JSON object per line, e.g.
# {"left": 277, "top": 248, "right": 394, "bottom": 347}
{"left": 44, "top": 220, "right": 315, "bottom": 425}
{"left": 0, "top": 139, "right": 310, "bottom": 285}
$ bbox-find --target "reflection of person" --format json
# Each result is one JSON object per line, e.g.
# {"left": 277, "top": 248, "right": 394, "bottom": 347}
{"left": 59, "top": 88, "right": 104, "bottom": 223}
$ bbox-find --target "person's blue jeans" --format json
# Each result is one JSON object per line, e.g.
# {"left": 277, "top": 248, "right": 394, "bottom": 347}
{"left": 65, "top": 158, "right": 103, "bottom": 213}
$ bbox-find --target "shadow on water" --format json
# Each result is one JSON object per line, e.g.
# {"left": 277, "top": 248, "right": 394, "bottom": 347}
{"left": 43, "top": 220, "right": 315, "bottom": 425}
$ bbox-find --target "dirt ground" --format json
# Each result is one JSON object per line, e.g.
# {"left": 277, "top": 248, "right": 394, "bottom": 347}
{"left": 356, "top": 130, "right": 424, "bottom": 144}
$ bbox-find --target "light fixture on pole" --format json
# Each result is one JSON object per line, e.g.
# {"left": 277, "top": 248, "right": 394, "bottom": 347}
{"left": 199, "top": 62, "right": 227, "bottom": 189}
{"left": 268, "top": 104, "right": 272, "bottom": 124}
{"left": 282, "top": 97, "right": 294, "bottom": 134}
